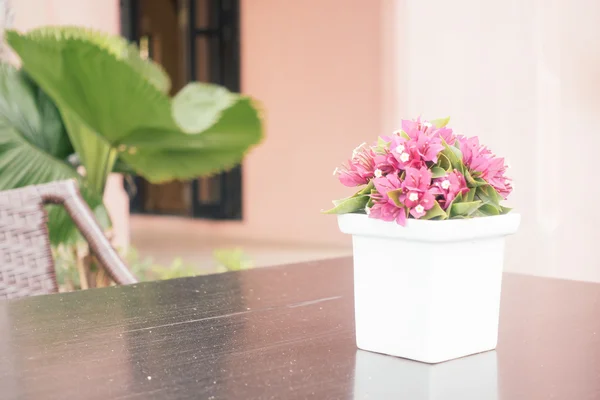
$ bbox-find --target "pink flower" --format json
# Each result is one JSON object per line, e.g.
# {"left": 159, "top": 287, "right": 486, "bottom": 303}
{"left": 334, "top": 143, "right": 375, "bottom": 186}
{"left": 436, "top": 127, "right": 456, "bottom": 144}
{"left": 456, "top": 136, "right": 512, "bottom": 199}
{"left": 401, "top": 117, "right": 456, "bottom": 145}
{"left": 403, "top": 166, "right": 432, "bottom": 192}
{"left": 404, "top": 191, "right": 436, "bottom": 218}
{"left": 369, "top": 174, "right": 407, "bottom": 225}
{"left": 373, "top": 151, "right": 399, "bottom": 175}
{"left": 369, "top": 201, "right": 407, "bottom": 225}
{"left": 433, "top": 170, "right": 469, "bottom": 210}
{"left": 484, "top": 157, "right": 512, "bottom": 199}
{"left": 457, "top": 136, "right": 492, "bottom": 173}
{"left": 390, "top": 130, "right": 444, "bottom": 169}
{"left": 413, "top": 131, "right": 444, "bottom": 163}
{"left": 389, "top": 136, "right": 422, "bottom": 169}
{"left": 329, "top": 115, "right": 513, "bottom": 227}
{"left": 372, "top": 173, "right": 402, "bottom": 198}
{"left": 401, "top": 167, "right": 438, "bottom": 218}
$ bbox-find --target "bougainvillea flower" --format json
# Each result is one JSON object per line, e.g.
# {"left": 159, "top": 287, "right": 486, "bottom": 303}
{"left": 456, "top": 136, "right": 512, "bottom": 198}
{"left": 391, "top": 130, "right": 443, "bottom": 167}
{"left": 368, "top": 174, "right": 408, "bottom": 225}
{"left": 405, "top": 190, "right": 436, "bottom": 218}
{"left": 457, "top": 136, "right": 492, "bottom": 173}
{"left": 401, "top": 117, "right": 456, "bottom": 145}
{"left": 372, "top": 173, "right": 402, "bottom": 197}
{"left": 483, "top": 157, "right": 512, "bottom": 199}
{"left": 389, "top": 136, "right": 421, "bottom": 169}
{"left": 403, "top": 166, "right": 432, "bottom": 192}
{"left": 373, "top": 151, "right": 399, "bottom": 175}
{"left": 369, "top": 201, "right": 407, "bottom": 225}
{"left": 334, "top": 143, "right": 376, "bottom": 186}
{"left": 328, "top": 115, "right": 513, "bottom": 225}
{"left": 433, "top": 170, "right": 469, "bottom": 209}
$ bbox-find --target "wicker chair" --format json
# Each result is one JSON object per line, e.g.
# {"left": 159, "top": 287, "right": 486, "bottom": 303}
{"left": 0, "top": 180, "right": 137, "bottom": 300}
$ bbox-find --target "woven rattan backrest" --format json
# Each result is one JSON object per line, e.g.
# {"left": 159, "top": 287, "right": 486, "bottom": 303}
{"left": 0, "top": 180, "right": 137, "bottom": 300}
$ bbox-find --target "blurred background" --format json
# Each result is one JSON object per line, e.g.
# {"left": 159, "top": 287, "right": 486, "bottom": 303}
{"left": 9, "top": 0, "right": 600, "bottom": 282}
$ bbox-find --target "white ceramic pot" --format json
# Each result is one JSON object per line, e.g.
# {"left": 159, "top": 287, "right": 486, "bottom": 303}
{"left": 338, "top": 213, "right": 521, "bottom": 364}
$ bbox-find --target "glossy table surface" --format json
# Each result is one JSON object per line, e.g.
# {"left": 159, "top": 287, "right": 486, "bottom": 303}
{"left": 1, "top": 257, "right": 599, "bottom": 400}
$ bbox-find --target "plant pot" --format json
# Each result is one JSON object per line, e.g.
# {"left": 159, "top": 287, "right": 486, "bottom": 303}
{"left": 338, "top": 212, "right": 521, "bottom": 364}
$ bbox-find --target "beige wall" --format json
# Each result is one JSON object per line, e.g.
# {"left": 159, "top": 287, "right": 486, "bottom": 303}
{"left": 386, "top": 0, "right": 600, "bottom": 282}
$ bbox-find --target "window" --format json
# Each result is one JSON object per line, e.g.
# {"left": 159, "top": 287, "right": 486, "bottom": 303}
{"left": 120, "top": 0, "right": 242, "bottom": 219}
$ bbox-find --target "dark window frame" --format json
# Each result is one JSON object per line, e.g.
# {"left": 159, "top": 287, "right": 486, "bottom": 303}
{"left": 120, "top": 0, "right": 243, "bottom": 220}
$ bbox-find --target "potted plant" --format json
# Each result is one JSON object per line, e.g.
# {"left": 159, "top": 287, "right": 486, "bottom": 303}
{"left": 0, "top": 26, "right": 263, "bottom": 287}
{"left": 325, "top": 117, "right": 520, "bottom": 363}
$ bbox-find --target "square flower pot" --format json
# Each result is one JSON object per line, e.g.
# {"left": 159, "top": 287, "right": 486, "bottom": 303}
{"left": 338, "top": 213, "right": 521, "bottom": 364}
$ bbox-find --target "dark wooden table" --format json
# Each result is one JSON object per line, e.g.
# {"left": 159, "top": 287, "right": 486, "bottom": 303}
{"left": 1, "top": 258, "right": 599, "bottom": 400}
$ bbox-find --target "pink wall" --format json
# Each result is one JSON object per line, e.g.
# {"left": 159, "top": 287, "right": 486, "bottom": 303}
{"left": 14, "top": 0, "right": 600, "bottom": 281}
{"left": 14, "top": 0, "right": 379, "bottom": 249}
{"left": 13, "top": 0, "right": 119, "bottom": 32}
{"left": 12, "top": 0, "right": 130, "bottom": 249}
{"left": 239, "top": 0, "right": 382, "bottom": 245}
{"left": 136, "top": 0, "right": 383, "bottom": 247}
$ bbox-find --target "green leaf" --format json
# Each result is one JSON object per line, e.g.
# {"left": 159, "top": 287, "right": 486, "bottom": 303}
{"left": 357, "top": 180, "right": 375, "bottom": 196}
{"left": 123, "top": 43, "right": 171, "bottom": 93}
{"left": 449, "top": 201, "right": 482, "bottom": 218}
{"left": 0, "top": 64, "right": 108, "bottom": 245}
{"left": 0, "top": 66, "right": 71, "bottom": 158}
{"left": 323, "top": 195, "right": 369, "bottom": 214}
{"left": 387, "top": 188, "right": 404, "bottom": 207}
{"left": 17, "top": 26, "right": 171, "bottom": 93}
{"left": 450, "top": 146, "right": 463, "bottom": 163}
{"left": 499, "top": 206, "right": 512, "bottom": 215}
{"left": 377, "top": 136, "right": 390, "bottom": 148}
{"left": 431, "top": 116, "right": 450, "bottom": 128}
{"left": 479, "top": 203, "right": 500, "bottom": 216}
{"left": 440, "top": 139, "right": 465, "bottom": 172}
{"left": 431, "top": 166, "right": 447, "bottom": 178}
{"left": 172, "top": 82, "right": 237, "bottom": 133}
{"left": 464, "top": 169, "right": 487, "bottom": 188}
{"left": 7, "top": 27, "right": 263, "bottom": 183}
{"left": 437, "top": 153, "right": 451, "bottom": 172}
{"left": 465, "top": 188, "right": 476, "bottom": 202}
{"left": 332, "top": 181, "right": 372, "bottom": 206}
{"left": 446, "top": 192, "right": 463, "bottom": 212}
{"left": 421, "top": 201, "right": 447, "bottom": 220}
{"left": 476, "top": 185, "right": 502, "bottom": 206}
{"left": 112, "top": 157, "right": 136, "bottom": 175}
{"left": 400, "top": 130, "right": 410, "bottom": 140}
{"left": 61, "top": 108, "right": 116, "bottom": 194}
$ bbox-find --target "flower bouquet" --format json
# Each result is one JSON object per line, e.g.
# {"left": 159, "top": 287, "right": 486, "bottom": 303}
{"left": 327, "top": 117, "right": 520, "bottom": 363}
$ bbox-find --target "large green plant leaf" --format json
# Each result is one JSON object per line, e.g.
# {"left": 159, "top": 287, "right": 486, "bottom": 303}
{"left": 7, "top": 27, "right": 263, "bottom": 183}
{"left": 19, "top": 26, "right": 171, "bottom": 93}
{"left": 0, "top": 66, "right": 71, "bottom": 158}
{"left": 61, "top": 108, "right": 116, "bottom": 194}
{"left": 0, "top": 64, "right": 108, "bottom": 245}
